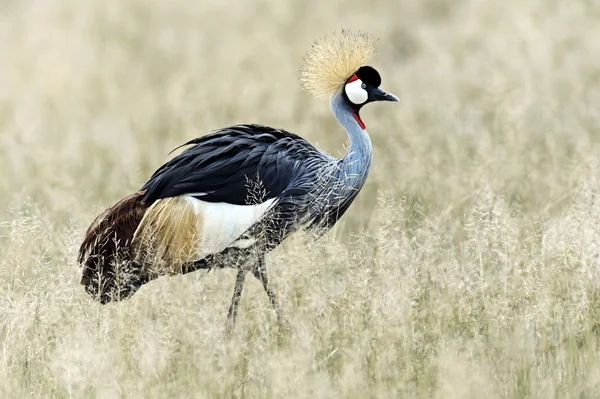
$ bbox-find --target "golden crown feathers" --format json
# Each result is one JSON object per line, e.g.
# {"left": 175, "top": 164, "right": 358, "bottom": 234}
{"left": 300, "top": 30, "right": 378, "bottom": 99}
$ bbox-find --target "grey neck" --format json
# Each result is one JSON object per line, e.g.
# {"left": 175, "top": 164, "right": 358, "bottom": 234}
{"left": 330, "top": 91, "right": 373, "bottom": 183}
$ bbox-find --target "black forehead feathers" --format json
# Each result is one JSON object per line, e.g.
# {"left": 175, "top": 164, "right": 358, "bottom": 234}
{"left": 355, "top": 66, "right": 381, "bottom": 87}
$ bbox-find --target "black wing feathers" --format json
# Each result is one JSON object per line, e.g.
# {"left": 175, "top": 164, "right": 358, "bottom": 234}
{"left": 140, "top": 124, "right": 323, "bottom": 205}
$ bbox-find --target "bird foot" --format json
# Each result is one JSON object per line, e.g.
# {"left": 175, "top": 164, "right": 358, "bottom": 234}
{"left": 225, "top": 317, "right": 236, "bottom": 337}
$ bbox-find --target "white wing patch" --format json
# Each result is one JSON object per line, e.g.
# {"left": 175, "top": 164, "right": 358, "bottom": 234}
{"left": 186, "top": 195, "right": 276, "bottom": 258}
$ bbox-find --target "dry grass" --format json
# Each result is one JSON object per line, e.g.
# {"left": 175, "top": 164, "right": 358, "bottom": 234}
{"left": 2, "top": 0, "right": 600, "bottom": 397}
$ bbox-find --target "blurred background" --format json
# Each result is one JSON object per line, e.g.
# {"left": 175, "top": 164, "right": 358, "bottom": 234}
{"left": 2, "top": 0, "right": 600, "bottom": 397}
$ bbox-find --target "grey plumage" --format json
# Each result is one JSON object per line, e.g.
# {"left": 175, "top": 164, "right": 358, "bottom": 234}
{"left": 141, "top": 93, "right": 372, "bottom": 251}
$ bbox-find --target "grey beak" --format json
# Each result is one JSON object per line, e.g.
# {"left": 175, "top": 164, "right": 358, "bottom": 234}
{"left": 371, "top": 87, "right": 399, "bottom": 102}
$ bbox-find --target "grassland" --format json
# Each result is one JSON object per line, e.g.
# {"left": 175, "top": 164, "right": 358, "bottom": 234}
{"left": 2, "top": 0, "right": 600, "bottom": 397}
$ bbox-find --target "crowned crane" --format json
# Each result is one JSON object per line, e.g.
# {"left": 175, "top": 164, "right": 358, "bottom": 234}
{"left": 78, "top": 31, "right": 398, "bottom": 328}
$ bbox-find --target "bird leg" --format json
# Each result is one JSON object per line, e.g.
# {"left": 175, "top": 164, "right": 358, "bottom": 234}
{"left": 226, "top": 268, "right": 247, "bottom": 331}
{"left": 252, "top": 254, "right": 283, "bottom": 324}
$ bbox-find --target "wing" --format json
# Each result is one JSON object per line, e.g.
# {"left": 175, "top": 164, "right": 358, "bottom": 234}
{"left": 139, "top": 124, "right": 326, "bottom": 205}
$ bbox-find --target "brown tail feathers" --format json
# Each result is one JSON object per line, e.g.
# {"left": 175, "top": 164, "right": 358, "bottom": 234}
{"left": 78, "top": 191, "right": 150, "bottom": 304}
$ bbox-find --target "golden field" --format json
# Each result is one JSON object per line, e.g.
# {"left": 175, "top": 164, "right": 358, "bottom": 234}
{"left": 1, "top": 0, "right": 600, "bottom": 397}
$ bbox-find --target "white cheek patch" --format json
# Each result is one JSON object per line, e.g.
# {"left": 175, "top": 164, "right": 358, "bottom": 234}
{"left": 345, "top": 79, "right": 368, "bottom": 105}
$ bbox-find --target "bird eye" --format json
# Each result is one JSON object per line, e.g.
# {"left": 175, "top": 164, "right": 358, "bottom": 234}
{"left": 361, "top": 83, "right": 367, "bottom": 89}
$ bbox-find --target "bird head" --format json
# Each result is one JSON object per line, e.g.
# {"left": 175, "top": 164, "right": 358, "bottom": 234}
{"left": 344, "top": 65, "right": 399, "bottom": 108}
{"left": 300, "top": 30, "right": 398, "bottom": 123}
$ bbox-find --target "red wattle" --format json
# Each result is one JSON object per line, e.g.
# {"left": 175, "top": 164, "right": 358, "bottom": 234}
{"left": 352, "top": 110, "right": 366, "bottom": 129}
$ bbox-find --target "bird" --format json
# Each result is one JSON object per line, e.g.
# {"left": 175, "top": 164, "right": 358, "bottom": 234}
{"left": 78, "top": 30, "right": 398, "bottom": 328}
